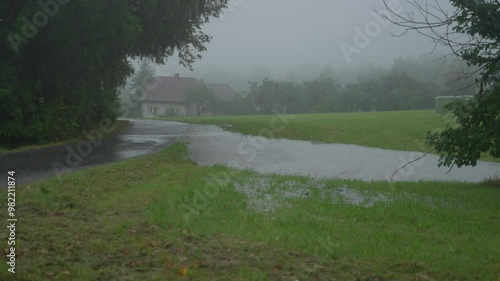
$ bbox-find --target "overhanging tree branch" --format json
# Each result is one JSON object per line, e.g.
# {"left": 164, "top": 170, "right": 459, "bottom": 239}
{"left": 380, "top": 0, "right": 500, "bottom": 167}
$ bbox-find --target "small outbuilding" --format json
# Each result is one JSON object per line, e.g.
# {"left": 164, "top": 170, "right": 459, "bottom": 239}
{"left": 435, "top": 95, "right": 474, "bottom": 113}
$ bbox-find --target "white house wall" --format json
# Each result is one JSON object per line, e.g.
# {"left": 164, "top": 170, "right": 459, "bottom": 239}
{"left": 141, "top": 102, "right": 189, "bottom": 118}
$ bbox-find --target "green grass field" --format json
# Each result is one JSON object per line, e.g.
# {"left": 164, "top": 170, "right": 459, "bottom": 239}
{"left": 162, "top": 111, "right": 443, "bottom": 151}
{"left": 2, "top": 143, "right": 499, "bottom": 280}
{"left": 162, "top": 110, "right": 498, "bottom": 163}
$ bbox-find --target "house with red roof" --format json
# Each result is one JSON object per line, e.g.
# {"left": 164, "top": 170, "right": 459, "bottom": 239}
{"left": 140, "top": 73, "right": 236, "bottom": 118}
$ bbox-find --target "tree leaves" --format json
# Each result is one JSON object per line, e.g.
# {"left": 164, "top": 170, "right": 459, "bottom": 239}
{"left": 0, "top": 0, "right": 228, "bottom": 147}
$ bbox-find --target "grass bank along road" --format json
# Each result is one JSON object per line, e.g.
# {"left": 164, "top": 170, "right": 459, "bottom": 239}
{"left": 1, "top": 143, "right": 498, "bottom": 280}
{"left": 163, "top": 110, "right": 499, "bottom": 163}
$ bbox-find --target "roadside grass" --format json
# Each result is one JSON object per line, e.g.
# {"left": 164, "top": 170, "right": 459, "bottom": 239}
{"left": 0, "top": 120, "right": 131, "bottom": 155}
{"left": 1, "top": 143, "right": 499, "bottom": 280}
{"left": 160, "top": 110, "right": 499, "bottom": 163}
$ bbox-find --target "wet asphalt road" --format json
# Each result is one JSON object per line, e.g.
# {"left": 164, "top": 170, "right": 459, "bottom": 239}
{"left": 0, "top": 120, "right": 193, "bottom": 187}
{"left": 1, "top": 119, "right": 499, "bottom": 187}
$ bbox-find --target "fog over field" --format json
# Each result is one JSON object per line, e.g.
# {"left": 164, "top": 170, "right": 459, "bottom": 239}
{"left": 154, "top": 0, "right": 455, "bottom": 89}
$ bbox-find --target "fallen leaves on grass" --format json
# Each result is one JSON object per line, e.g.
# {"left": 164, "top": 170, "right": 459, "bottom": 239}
{"left": 178, "top": 266, "right": 188, "bottom": 277}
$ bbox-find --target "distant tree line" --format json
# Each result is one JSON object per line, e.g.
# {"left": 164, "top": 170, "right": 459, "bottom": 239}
{"left": 214, "top": 68, "right": 470, "bottom": 116}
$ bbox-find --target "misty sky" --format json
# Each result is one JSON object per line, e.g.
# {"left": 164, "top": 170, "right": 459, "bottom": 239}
{"left": 157, "top": 0, "right": 455, "bottom": 85}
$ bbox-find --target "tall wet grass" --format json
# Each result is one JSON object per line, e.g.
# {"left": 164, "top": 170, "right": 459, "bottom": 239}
{"left": 2, "top": 143, "right": 498, "bottom": 280}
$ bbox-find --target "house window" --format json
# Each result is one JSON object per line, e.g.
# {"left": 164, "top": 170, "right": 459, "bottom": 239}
{"left": 149, "top": 106, "right": 157, "bottom": 114}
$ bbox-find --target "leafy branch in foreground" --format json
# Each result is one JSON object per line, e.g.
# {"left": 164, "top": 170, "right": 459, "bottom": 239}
{"left": 383, "top": 0, "right": 500, "bottom": 167}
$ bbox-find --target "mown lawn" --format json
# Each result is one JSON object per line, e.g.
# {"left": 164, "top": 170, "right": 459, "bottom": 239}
{"left": 2, "top": 143, "right": 498, "bottom": 280}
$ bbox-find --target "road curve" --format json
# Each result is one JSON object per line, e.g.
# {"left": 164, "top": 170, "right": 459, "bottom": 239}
{"left": 0, "top": 120, "right": 193, "bottom": 187}
{"left": 1, "top": 119, "right": 499, "bottom": 187}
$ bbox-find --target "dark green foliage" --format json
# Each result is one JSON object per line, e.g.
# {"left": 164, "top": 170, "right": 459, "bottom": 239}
{"left": 428, "top": 87, "right": 500, "bottom": 167}
{"left": 425, "top": 0, "right": 500, "bottom": 166}
{"left": 0, "top": 0, "right": 228, "bottom": 148}
{"left": 241, "top": 71, "right": 442, "bottom": 115}
{"left": 217, "top": 94, "right": 255, "bottom": 116}
{"left": 186, "top": 85, "right": 219, "bottom": 116}
{"left": 303, "top": 75, "right": 340, "bottom": 110}
{"left": 163, "top": 106, "right": 179, "bottom": 118}
{"left": 248, "top": 79, "right": 309, "bottom": 114}
{"left": 127, "top": 60, "right": 157, "bottom": 117}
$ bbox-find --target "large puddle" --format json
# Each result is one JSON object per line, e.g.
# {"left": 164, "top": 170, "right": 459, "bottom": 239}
{"left": 1, "top": 120, "right": 498, "bottom": 187}
{"left": 233, "top": 177, "right": 392, "bottom": 213}
{"left": 187, "top": 124, "right": 500, "bottom": 182}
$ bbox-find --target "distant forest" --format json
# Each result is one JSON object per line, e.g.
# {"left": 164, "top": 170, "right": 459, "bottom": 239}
{"left": 206, "top": 56, "right": 478, "bottom": 115}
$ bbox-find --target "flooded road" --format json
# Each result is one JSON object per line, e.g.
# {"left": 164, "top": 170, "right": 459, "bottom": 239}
{"left": 1, "top": 120, "right": 499, "bottom": 187}
{"left": 187, "top": 124, "right": 500, "bottom": 183}
{"left": 0, "top": 120, "right": 193, "bottom": 187}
